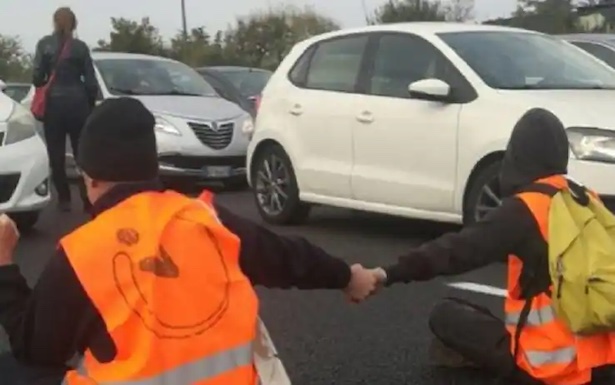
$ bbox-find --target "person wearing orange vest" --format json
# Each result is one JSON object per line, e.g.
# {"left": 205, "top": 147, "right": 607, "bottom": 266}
{"left": 0, "top": 98, "right": 382, "bottom": 385}
{"left": 377, "top": 108, "right": 615, "bottom": 385}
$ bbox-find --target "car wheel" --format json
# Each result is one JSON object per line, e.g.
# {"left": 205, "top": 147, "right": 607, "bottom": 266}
{"left": 9, "top": 211, "right": 40, "bottom": 233}
{"left": 463, "top": 161, "right": 502, "bottom": 225}
{"left": 251, "top": 144, "right": 310, "bottom": 225}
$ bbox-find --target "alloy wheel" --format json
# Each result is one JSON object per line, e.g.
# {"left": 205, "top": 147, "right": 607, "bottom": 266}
{"left": 474, "top": 176, "right": 502, "bottom": 222}
{"left": 254, "top": 154, "right": 291, "bottom": 216}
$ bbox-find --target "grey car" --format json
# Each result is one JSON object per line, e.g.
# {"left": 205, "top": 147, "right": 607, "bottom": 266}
{"left": 559, "top": 33, "right": 615, "bottom": 69}
{"left": 24, "top": 52, "right": 255, "bottom": 188}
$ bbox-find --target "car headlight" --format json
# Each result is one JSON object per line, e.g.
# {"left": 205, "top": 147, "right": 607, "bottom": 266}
{"left": 154, "top": 115, "right": 181, "bottom": 136}
{"left": 567, "top": 127, "right": 615, "bottom": 163}
{"left": 241, "top": 116, "right": 254, "bottom": 138}
{"left": 4, "top": 103, "right": 36, "bottom": 145}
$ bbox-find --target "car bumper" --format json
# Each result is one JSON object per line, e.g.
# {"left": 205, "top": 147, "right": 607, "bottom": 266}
{"left": 0, "top": 135, "right": 51, "bottom": 213}
{"left": 158, "top": 154, "right": 247, "bottom": 182}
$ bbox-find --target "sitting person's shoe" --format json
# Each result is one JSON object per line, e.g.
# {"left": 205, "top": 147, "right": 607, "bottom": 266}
{"left": 429, "top": 337, "right": 478, "bottom": 368}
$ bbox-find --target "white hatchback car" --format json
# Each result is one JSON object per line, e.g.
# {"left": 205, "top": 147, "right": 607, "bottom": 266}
{"left": 0, "top": 91, "right": 50, "bottom": 231}
{"left": 247, "top": 22, "right": 615, "bottom": 225}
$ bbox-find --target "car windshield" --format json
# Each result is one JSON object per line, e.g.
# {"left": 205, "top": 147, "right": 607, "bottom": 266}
{"left": 215, "top": 69, "right": 271, "bottom": 97}
{"left": 3, "top": 85, "right": 30, "bottom": 102}
{"left": 96, "top": 58, "right": 218, "bottom": 96}
{"left": 438, "top": 31, "right": 615, "bottom": 90}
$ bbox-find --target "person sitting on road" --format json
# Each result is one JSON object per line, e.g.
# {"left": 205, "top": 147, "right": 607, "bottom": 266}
{"left": 378, "top": 108, "right": 615, "bottom": 385}
{"left": 0, "top": 98, "right": 382, "bottom": 384}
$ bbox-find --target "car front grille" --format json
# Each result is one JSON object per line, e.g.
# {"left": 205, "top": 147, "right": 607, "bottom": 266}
{"left": 0, "top": 173, "right": 20, "bottom": 204}
{"left": 187, "top": 121, "right": 234, "bottom": 150}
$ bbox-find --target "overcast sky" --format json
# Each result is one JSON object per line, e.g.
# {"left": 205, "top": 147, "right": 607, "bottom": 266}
{"left": 1, "top": 0, "right": 516, "bottom": 51}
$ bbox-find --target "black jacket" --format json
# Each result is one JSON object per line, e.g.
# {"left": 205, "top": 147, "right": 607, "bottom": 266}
{"left": 0, "top": 181, "right": 351, "bottom": 369}
{"left": 32, "top": 33, "right": 98, "bottom": 110}
{"left": 385, "top": 108, "right": 571, "bottom": 286}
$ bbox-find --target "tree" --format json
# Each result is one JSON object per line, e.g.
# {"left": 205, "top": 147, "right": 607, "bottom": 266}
{"left": 445, "top": 0, "right": 475, "bottom": 22}
{"left": 224, "top": 6, "right": 340, "bottom": 69}
{"left": 169, "top": 27, "right": 211, "bottom": 67}
{"left": 0, "top": 35, "right": 31, "bottom": 82}
{"left": 370, "top": 0, "right": 448, "bottom": 24}
{"left": 511, "top": 0, "right": 578, "bottom": 33}
{"left": 96, "top": 17, "right": 165, "bottom": 55}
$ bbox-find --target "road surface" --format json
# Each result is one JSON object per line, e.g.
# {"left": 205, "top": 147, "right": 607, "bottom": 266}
{"left": 4, "top": 187, "right": 510, "bottom": 385}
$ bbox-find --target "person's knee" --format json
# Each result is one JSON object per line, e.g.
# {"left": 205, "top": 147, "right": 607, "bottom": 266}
{"left": 429, "top": 298, "right": 462, "bottom": 339}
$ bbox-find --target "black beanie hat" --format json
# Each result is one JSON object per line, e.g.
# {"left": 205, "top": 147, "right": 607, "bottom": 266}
{"left": 77, "top": 97, "right": 159, "bottom": 182}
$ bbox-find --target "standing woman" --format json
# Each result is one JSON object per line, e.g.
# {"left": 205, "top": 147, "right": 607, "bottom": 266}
{"left": 32, "top": 7, "right": 98, "bottom": 212}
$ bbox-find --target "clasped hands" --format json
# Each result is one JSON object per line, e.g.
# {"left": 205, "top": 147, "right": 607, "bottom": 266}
{"left": 344, "top": 263, "right": 387, "bottom": 303}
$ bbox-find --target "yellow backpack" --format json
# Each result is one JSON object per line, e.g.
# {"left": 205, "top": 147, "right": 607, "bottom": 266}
{"left": 547, "top": 183, "right": 615, "bottom": 335}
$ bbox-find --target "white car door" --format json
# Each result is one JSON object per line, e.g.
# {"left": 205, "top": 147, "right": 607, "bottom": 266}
{"left": 287, "top": 34, "right": 369, "bottom": 199}
{"left": 351, "top": 32, "right": 471, "bottom": 213}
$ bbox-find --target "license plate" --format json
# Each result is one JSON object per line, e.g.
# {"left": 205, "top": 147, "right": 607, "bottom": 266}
{"left": 203, "top": 166, "right": 232, "bottom": 178}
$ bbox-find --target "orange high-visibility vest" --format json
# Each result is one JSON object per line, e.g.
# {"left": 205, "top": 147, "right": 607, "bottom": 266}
{"left": 60, "top": 190, "right": 259, "bottom": 385}
{"left": 505, "top": 175, "right": 615, "bottom": 385}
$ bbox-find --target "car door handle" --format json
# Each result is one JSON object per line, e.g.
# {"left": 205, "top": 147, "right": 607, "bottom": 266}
{"left": 356, "top": 111, "right": 374, "bottom": 124}
{"left": 289, "top": 104, "right": 303, "bottom": 116}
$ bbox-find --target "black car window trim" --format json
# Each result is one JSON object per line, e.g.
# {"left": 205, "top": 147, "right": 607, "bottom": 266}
{"left": 363, "top": 31, "right": 477, "bottom": 104}
{"left": 287, "top": 32, "right": 374, "bottom": 95}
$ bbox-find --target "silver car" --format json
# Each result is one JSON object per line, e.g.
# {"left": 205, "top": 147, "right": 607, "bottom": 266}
{"left": 24, "top": 52, "right": 255, "bottom": 188}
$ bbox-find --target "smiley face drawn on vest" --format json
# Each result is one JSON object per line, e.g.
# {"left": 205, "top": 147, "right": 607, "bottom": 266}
{"left": 112, "top": 227, "right": 230, "bottom": 339}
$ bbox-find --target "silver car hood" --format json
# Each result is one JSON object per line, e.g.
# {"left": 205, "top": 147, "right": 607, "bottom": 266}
{"left": 132, "top": 95, "right": 245, "bottom": 121}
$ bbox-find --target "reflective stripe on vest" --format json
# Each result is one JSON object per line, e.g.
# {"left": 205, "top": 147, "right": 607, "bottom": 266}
{"left": 525, "top": 346, "right": 576, "bottom": 367}
{"left": 64, "top": 342, "right": 254, "bottom": 385}
{"left": 505, "top": 304, "right": 556, "bottom": 327}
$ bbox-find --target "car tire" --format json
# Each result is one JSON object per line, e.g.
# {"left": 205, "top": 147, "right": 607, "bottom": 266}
{"left": 10, "top": 211, "right": 40, "bottom": 233}
{"left": 251, "top": 144, "right": 310, "bottom": 225}
{"left": 463, "top": 160, "right": 502, "bottom": 225}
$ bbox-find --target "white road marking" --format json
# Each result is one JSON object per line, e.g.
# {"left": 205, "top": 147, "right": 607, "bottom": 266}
{"left": 447, "top": 282, "right": 507, "bottom": 297}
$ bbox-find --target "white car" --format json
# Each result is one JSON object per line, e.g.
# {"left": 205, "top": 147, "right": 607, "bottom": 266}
{"left": 0, "top": 91, "right": 50, "bottom": 231}
{"left": 247, "top": 22, "right": 615, "bottom": 225}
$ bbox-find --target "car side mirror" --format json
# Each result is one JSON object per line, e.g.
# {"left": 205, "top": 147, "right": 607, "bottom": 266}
{"left": 408, "top": 78, "right": 451, "bottom": 102}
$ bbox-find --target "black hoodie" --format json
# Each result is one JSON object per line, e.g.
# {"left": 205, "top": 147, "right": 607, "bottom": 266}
{"left": 385, "top": 108, "right": 570, "bottom": 284}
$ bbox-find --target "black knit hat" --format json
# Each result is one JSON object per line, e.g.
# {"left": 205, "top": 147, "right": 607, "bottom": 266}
{"left": 77, "top": 98, "right": 158, "bottom": 182}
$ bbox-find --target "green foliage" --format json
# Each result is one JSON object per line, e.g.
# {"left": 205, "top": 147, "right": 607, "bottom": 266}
{"left": 95, "top": 17, "right": 166, "bottom": 55}
{"left": 0, "top": 35, "right": 31, "bottom": 82}
{"left": 370, "top": 0, "right": 474, "bottom": 24}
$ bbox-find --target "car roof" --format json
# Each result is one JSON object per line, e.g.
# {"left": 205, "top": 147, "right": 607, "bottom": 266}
{"left": 299, "top": 22, "right": 539, "bottom": 45}
{"left": 91, "top": 51, "right": 177, "bottom": 62}
{"left": 558, "top": 33, "right": 615, "bottom": 46}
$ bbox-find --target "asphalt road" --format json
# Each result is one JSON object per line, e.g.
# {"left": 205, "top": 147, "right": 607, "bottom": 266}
{"left": 5, "top": 187, "right": 511, "bottom": 385}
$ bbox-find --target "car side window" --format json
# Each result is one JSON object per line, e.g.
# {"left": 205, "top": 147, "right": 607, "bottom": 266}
{"left": 571, "top": 41, "right": 615, "bottom": 69}
{"left": 369, "top": 34, "right": 455, "bottom": 99}
{"left": 304, "top": 35, "right": 368, "bottom": 93}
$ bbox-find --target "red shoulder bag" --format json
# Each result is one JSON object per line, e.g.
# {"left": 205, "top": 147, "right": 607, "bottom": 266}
{"left": 31, "top": 39, "right": 71, "bottom": 121}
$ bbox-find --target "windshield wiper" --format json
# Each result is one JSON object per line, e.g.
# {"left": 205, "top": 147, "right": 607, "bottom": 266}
{"left": 499, "top": 84, "right": 615, "bottom": 90}
{"left": 145, "top": 90, "right": 204, "bottom": 96}
{"left": 107, "top": 87, "right": 140, "bottom": 95}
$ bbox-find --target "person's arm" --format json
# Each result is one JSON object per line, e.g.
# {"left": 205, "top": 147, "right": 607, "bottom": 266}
{"left": 82, "top": 44, "right": 98, "bottom": 108}
{"left": 31, "top": 38, "right": 49, "bottom": 88}
{"left": 0, "top": 248, "right": 109, "bottom": 366}
{"left": 384, "top": 197, "right": 535, "bottom": 285}
{"left": 214, "top": 203, "right": 351, "bottom": 289}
